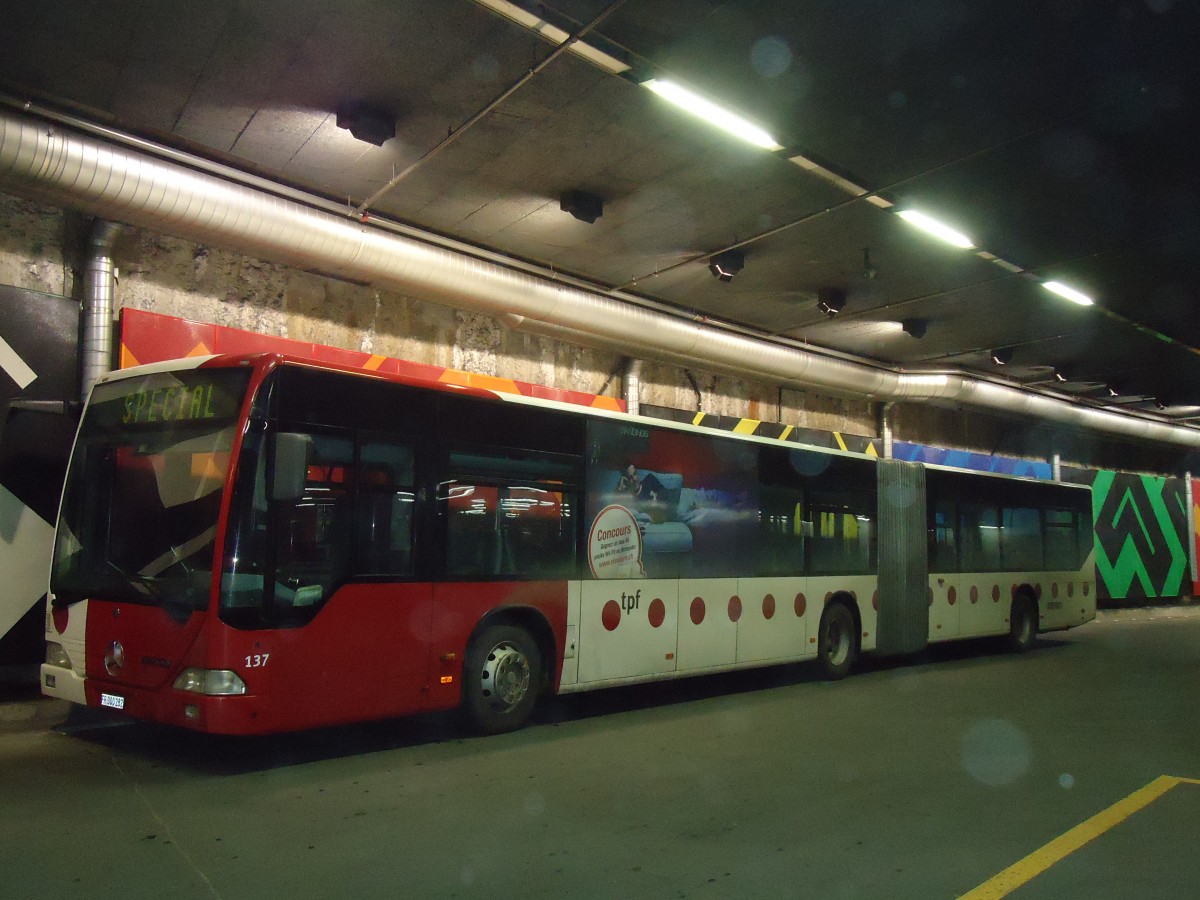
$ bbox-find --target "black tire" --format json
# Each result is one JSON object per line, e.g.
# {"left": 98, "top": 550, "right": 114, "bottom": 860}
{"left": 463, "top": 624, "right": 542, "bottom": 734}
{"left": 817, "top": 602, "right": 858, "bottom": 680}
{"left": 1006, "top": 594, "right": 1038, "bottom": 653}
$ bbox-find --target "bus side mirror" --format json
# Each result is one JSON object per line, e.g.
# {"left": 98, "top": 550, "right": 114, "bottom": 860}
{"left": 272, "top": 432, "right": 311, "bottom": 501}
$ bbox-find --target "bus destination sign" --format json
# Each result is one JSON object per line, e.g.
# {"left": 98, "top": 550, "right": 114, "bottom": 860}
{"left": 123, "top": 382, "right": 229, "bottom": 425}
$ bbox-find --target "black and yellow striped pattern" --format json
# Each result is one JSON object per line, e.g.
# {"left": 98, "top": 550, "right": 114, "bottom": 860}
{"left": 688, "top": 411, "right": 880, "bottom": 457}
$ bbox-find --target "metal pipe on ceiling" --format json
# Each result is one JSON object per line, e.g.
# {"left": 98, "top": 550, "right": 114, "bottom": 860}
{"left": 1, "top": 108, "right": 1198, "bottom": 448}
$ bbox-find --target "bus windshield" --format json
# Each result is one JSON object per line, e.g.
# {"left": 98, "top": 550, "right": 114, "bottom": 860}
{"left": 50, "top": 367, "right": 251, "bottom": 616}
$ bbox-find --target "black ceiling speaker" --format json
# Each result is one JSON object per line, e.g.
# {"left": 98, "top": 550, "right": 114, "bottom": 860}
{"left": 335, "top": 102, "right": 395, "bottom": 146}
{"left": 708, "top": 250, "right": 745, "bottom": 282}
{"left": 560, "top": 190, "right": 604, "bottom": 224}
{"left": 817, "top": 287, "right": 846, "bottom": 317}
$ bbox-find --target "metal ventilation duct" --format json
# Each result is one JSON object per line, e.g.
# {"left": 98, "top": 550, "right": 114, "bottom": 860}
{"left": 82, "top": 219, "right": 121, "bottom": 400}
{"left": 1, "top": 107, "right": 1197, "bottom": 448}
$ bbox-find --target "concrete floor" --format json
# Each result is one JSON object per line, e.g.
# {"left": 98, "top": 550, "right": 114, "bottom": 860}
{"left": 2, "top": 607, "right": 1198, "bottom": 899}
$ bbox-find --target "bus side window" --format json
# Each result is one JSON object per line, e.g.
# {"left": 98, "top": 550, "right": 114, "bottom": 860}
{"left": 959, "top": 503, "right": 999, "bottom": 571}
{"left": 444, "top": 482, "right": 576, "bottom": 578}
{"left": 355, "top": 438, "right": 416, "bottom": 576}
{"left": 808, "top": 505, "right": 874, "bottom": 575}
{"left": 1044, "top": 508, "right": 1079, "bottom": 570}
{"left": 442, "top": 446, "right": 581, "bottom": 580}
{"left": 931, "top": 501, "right": 957, "bottom": 571}
{"left": 757, "top": 485, "right": 805, "bottom": 575}
{"left": 1002, "top": 506, "right": 1043, "bottom": 570}
{"left": 275, "top": 432, "right": 353, "bottom": 607}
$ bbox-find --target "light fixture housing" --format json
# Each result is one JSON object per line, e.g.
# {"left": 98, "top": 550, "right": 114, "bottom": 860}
{"left": 708, "top": 250, "right": 744, "bottom": 282}
{"left": 335, "top": 102, "right": 395, "bottom": 146}
{"left": 901, "top": 317, "right": 928, "bottom": 339}
{"left": 560, "top": 190, "right": 604, "bottom": 224}
{"left": 817, "top": 287, "right": 846, "bottom": 317}
{"left": 896, "top": 209, "right": 975, "bottom": 249}
{"left": 643, "top": 79, "right": 783, "bottom": 151}
{"left": 472, "top": 0, "right": 630, "bottom": 74}
{"left": 990, "top": 348, "right": 1013, "bottom": 366}
{"left": 1042, "top": 280, "right": 1095, "bottom": 306}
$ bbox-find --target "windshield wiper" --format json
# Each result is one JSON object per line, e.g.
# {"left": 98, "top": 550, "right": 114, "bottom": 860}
{"left": 103, "top": 558, "right": 165, "bottom": 602}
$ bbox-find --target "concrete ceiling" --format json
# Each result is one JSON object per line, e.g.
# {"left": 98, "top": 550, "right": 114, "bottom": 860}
{"left": 1, "top": 0, "right": 1198, "bottom": 424}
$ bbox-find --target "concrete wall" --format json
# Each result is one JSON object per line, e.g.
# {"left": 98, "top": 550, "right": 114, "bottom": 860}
{"left": 0, "top": 195, "right": 75, "bottom": 297}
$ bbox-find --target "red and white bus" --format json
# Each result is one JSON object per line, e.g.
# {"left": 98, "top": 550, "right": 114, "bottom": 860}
{"left": 41, "top": 353, "right": 1095, "bottom": 735}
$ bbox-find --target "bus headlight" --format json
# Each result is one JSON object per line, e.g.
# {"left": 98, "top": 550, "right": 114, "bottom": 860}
{"left": 173, "top": 668, "right": 247, "bottom": 696}
{"left": 45, "top": 642, "right": 72, "bottom": 669}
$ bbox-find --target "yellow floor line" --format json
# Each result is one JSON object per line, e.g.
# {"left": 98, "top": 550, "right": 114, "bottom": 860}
{"left": 959, "top": 775, "right": 1200, "bottom": 898}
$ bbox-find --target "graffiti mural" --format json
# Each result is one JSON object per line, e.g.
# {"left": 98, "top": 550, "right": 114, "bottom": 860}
{"left": 0, "top": 284, "right": 78, "bottom": 661}
{"left": 892, "top": 441, "right": 1053, "bottom": 479}
{"left": 1071, "top": 469, "right": 1189, "bottom": 603}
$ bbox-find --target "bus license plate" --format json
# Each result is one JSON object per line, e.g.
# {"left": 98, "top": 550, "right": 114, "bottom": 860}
{"left": 100, "top": 693, "right": 125, "bottom": 710}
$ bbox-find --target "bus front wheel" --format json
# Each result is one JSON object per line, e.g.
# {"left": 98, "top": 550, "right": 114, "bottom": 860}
{"left": 463, "top": 624, "right": 543, "bottom": 734}
{"left": 817, "top": 602, "right": 858, "bottom": 680}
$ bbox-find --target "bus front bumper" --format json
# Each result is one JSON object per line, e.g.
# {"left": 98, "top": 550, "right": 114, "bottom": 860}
{"left": 41, "top": 663, "right": 87, "bottom": 705}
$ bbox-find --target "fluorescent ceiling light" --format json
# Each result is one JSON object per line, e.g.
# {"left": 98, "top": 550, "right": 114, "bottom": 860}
{"left": 643, "top": 79, "right": 783, "bottom": 151}
{"left": 474, "top": 0, "right": 630, "bottom": 74}
{"left": 1042, "top": 280, "right": 1095, "bottom": 306}
{"left": 896, "top": 210, "right": 975, "bottom": 249}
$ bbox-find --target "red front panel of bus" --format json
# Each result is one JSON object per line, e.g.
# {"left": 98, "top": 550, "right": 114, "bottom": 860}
{"left": 85, "top": 600, "right": 207, "bottom": 689}
{"left": 212, "top": 582, "right": 440, "bottom": 733}
{"left": 82, "top": 579, "right": 569, "bottom": 735}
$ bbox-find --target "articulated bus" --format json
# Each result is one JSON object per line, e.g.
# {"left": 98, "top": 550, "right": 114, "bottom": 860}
{"left": 42, "top": 354, "right": 1095, "bottom": 735}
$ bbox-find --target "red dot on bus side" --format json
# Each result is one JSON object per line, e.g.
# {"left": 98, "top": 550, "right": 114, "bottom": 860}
{"left": 1052, "top": 583, "right": 1059, "bottom": 599}
{"left": 992, "top": 585, "right": 1001, "bottom": 603}
{"left": 1068, "top": 583, "right": 1074, "bottom": 598}
{"left": 947, "top": 587, "right": 957, "bottom": 606}
{"left": 690, "top": 597, "right": 706, "bottom": 625}
{"left": 52, "top": 604, "right": 69, "bottom": 635}
{"left": 728, "top": 596, "right": 743, "bottom": 623}
{"left": 871, "top": 591, "right": 879, "bottom": 611}
{"left": 601, "top": 600, "right": 621, "bottom": 632}
{"left": 1083, "top": 584, "right": 1090, "bottom": 597}
{"left": 648, "top": 598, "right": 666, "bottom": 628}
{"left": 762, "top": 594, "right": 776, "bottom": 620}
{"left": 970, "top": 586, "right": 979, "bottom": 605}
{"left": 794, "top": 593, "right": 806, "bottom": 617}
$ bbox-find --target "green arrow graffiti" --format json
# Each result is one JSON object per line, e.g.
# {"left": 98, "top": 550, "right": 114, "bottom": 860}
{"left": 1145, "top": 474, "right": 1186, "bottom": 596}
{"left": 1091, "top": 471, "right": 1185, "bottom": 599}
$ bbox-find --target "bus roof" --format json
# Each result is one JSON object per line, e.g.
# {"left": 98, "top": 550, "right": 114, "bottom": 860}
{"left": 98, "top": 352, "right": 1085, "bottom": 487}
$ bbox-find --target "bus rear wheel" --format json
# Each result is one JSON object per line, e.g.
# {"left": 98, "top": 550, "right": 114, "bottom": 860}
{"left": 817, "top": 602, "right": 858, "bottom": 680}
{"left": 463, "top": 624, "right": 542, "bottom": 734}
{"left": 1007, "top": 595, "right": 1038, "bottom": 653}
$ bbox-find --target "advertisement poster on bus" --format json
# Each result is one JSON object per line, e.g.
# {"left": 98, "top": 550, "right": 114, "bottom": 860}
{"left": 584, "top": 419, "right": 759, "bottom": 579}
